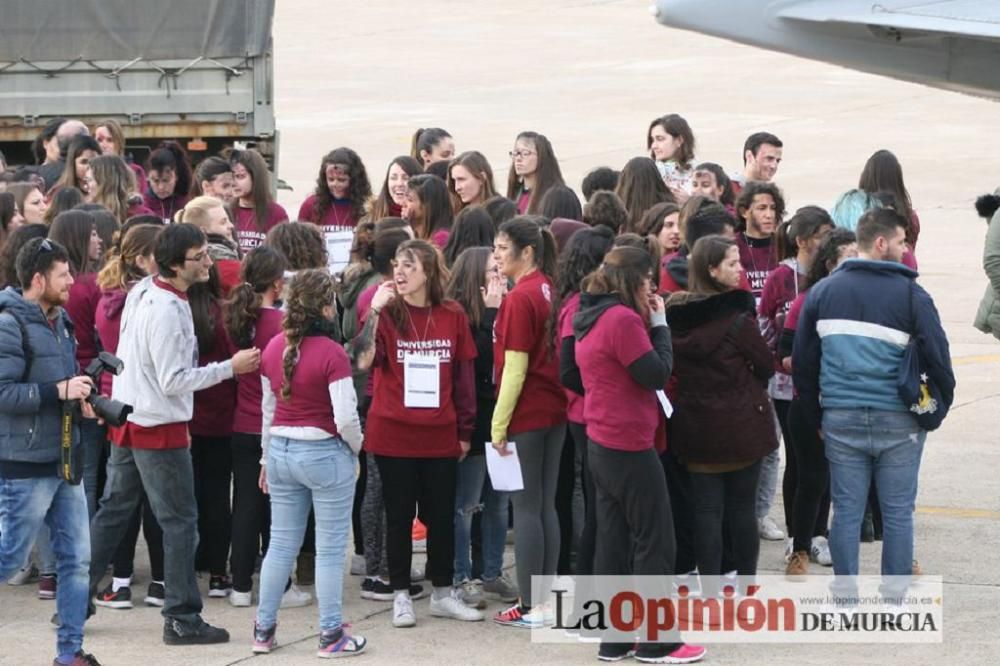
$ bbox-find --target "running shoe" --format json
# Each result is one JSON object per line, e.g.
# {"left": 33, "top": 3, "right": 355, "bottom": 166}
{"left": 318, "top": 626, "right": 367, "bottom": 658}
{"left": 252, "top": 621, "right": 277, "bottom": 653}
{"left": 94, "top": 583, "right": 133, "bottom": 609}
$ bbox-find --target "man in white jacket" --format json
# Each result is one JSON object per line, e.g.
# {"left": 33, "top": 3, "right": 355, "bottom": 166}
{"left": 86, "top": 223, "right": 260, "bottom": 645}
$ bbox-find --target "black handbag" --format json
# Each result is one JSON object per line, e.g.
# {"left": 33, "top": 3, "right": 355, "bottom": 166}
{"left": 896, "top": 282, "right": 949, "bottom": 431}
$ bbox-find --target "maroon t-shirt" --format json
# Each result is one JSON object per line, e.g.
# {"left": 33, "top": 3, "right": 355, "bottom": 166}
{"left": 142, "top": 191, "right": 190, "bottom": 223}
{"left": 191, "top": 304, "right": 238, "bottom": 437}
{"left": 736, "top": 233, "right": 777, "bottom": 304}
{"left": 576, "top": 304, "right": 658, "bottom": 451}
{"left": 261, "top": 333, "right": 353, "bottom": 436}
{"left": 366, "top": 301, "right": 477, "bottom": 458}
{"left": 232, "top": 307, "right": 284, "bottom": 434}
{"left": 297, "top": 195, "right": 358, "bottom": 231}
{"left": 493, "top": 270, "right": 567, "bottom": 435}
{"left": 234, "top": 202, "right": 289, "bottom": 254}
{"left": 65, "top": 272, "right": 101, "bottom": 369}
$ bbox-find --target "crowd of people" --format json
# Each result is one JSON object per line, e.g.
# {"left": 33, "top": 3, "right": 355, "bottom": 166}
{"left": 0, "top": 115, "right": 959, "bottom": 665}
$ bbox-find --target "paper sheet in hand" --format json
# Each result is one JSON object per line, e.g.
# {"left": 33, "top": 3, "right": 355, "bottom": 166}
{"left": 325, "top": 229, "right": 353, "bottom": 275}
{"left": 485, "top": 441, "right": 524, "bottom": 491}
{"left": 656, "top": 390, "right": 674, "bottom": 418}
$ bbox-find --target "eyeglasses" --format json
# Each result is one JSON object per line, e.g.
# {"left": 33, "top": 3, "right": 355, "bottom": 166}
{"left": 184, "top": 251, "right": 210, "bottom": 264}
{"left": 509, "top": 150, "right": 535, "bottom": 160}
{"left": 27, "top": 238, "right": 55, "bottom": 271}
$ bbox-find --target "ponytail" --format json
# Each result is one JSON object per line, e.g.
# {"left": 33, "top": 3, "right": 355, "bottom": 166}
{"left": 224, "top": 246, "right": 287, "bottom": 348}
{"left": 410, "top": 127, "right": 452, "bottom": 164}
{"left": 498, "top": 216, "right": 561, "bottom": 355}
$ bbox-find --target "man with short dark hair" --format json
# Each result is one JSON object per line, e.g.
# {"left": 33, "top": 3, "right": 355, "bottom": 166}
{"left": 85, "top": 223, "right": 261, "bottom": 645}
{"left": 793, "top": 209, "right": 954, "bottom": 592}
{"left": 741, "top": 131, "right": 783, "bottom": 184}
{"left": 0, "top": 238, "right": 102, "bottom": 666}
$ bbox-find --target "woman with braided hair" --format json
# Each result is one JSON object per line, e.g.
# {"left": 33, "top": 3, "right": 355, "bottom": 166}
{"left": 253, "top": 269, "right": 367, "bottom": 657}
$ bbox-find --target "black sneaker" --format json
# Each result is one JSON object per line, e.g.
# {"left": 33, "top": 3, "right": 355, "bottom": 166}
{"left": 95, "top": 583, "right": 133, "bottom": 609}
{"left": 54, "top": 650, "right": 102, "bottom": 665}
{"left": 208, "top": 575, "right": 232, "bottom": 598}
{"left": 598, "top": 642, "right": 636, "bottom": 662}
{"left": 364, "top": 579, "right": 394, "bottom": 602}
{"left": 144, "top": 582, "right": 165, "bottom": 607}
{"left": 163, "top": 617, "right": 230, "bottom": 645}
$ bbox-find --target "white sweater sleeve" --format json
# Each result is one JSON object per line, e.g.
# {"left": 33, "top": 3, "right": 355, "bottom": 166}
{"left": 153, "top": 302, "right": 234, "bottom": 396}
{"left": 329, "top": 377, "right": 362, "bottom": 454}
{"left": 260, "top": 375, "right": 276, "bottom": 465}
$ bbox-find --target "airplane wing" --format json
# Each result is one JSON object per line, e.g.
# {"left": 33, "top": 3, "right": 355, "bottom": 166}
{"left": 650, "top": 0, "right": 1000, "bottom": 100}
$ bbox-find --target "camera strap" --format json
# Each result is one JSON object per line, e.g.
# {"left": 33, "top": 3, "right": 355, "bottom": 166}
{"left": 59, "top": 400, "right": 82, "bottom": 485}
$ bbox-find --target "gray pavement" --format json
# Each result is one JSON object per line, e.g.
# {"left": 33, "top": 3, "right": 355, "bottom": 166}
{"left": 3, "top": 0, "right": 1000, "bottom": 663}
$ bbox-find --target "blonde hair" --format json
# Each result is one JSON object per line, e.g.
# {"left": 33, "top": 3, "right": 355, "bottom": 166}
{"left": 174, "top": 195, "right": 225, "bottom": 230}
{"left": 89, "top": 155, "right": 135, "bottom": 223}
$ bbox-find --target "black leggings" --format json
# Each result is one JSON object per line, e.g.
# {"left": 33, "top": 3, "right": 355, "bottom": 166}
{"left": 191, "top": 435, "right": 232, "bottom": 576}
{"left": 775, "top": 399, "right": 795, "bottom": 533}
{"left": 568, "top": 422, "right": 596, "bottom": 577}
{"left": 690, "top": 460, "right": 762, "bottom": 586}
{"left": 660, "top": 450, "right": 697, "bottom": 575}
{"left": 375, "top": 455, "right": 457, "bottom": 590}
{"left": 230, "top": 433, "right": 270, "bottom": 593}
{"left": 787, "top": 399, "right": 831, "bottom": 552}
{"left": 556, "top": 425, "right": 577, "bottom": 576}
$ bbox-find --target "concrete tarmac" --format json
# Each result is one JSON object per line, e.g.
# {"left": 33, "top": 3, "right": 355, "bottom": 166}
{"left": 2, "top": 0, "right": 999, "bottom": 663}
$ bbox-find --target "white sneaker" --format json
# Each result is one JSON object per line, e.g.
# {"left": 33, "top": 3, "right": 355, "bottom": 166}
{"left": 350, "top": 554, "right": 366, "bottom": 576}
{"left": 393, "top": 592, "right": 416, "bottom": 628}
{"left": 280, "top": 584, "right": 313, "bottom": 608}
{"left": 411, "top": 565, "right": 425, "bottom": 582}
{"left": 412, "top": 539, "right": 427, "bottom": 554}
{"left": 429, "top": 588, "right": 485, "bottom": 622}
{"left": 758, "top": 516, "right": 785, "bottom": 541}
{"left": 6, "top": 564, "right": 37, "bottom": 586}
{"left": 229, "top": 590, "right": 252, "bottom": 607}
{"left": 552, "top": 575, "right": 575, "bottom": 594}
{"left": 784, "top": 537, "right": 794, "bottom": 563}
{"left": 810, "top": 536, "right": 833, "bottom": 566}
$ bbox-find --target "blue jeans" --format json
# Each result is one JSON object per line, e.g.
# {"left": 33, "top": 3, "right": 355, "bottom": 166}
{"left": 80, "top": 418, "right": 106, "bottom": 519}
{"left": 755, "top": 405, "right": 782, "bottom": 520}
{"left": 256, "top": 436, "right": 356, "bottom": 633}
{"left": 453, "top": 454, "right": 508, "bottom": 584}
{"left": 88, "top": 445, "right": 202, "bottom": 623}
{"left": 0, "top": 475, "right": 91, "bottom": 659}
{"left": 823, "top": 408, "right": 924, "bottom": 590}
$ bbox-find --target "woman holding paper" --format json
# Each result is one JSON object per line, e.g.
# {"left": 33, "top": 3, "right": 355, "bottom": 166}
{"left": 490, "top": 217, "right": 568, "bottom": 629}
{"left": 570, "top": 246, "right": 703, "bottom": 663}
{"left": 354, "top": 239, "right": 484, "bottom": 628}
{"left": 665, "top": 235, "right": 777, "bottom": 596}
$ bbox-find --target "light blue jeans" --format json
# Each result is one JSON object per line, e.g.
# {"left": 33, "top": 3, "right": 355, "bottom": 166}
{"left": 256, "top": 436, "right": 356, "bottom": 633}
{"left": 755, "top": 404, "right": 782, "bottom": 521}
{"left": 453, "top": 453, "right": 509, "bottom": 584}
{"left": 823, "top": 409, "right": 924, "bottom": 599}
{"left": 0, "top": 475, "right": 91, "bottom": 660}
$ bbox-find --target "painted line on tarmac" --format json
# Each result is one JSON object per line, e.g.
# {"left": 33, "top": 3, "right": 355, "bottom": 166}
{"left": 917, "top": 505, "right": 1000, "bottom": 520}
{"left": 952, "top": 354, "right": 1000, "bottom": 366}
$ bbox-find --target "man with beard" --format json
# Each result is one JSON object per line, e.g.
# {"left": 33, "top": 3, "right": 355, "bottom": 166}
{"left": 735, "top": 181, "right": 785, "bottom": 305}
{"left": 0, "top": 238, "right": 102, "bottom": 665}
{"left": 85, "top": 223, "right": 261, "bottom": 646}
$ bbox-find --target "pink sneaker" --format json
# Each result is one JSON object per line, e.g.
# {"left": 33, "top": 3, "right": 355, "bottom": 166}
{"left": 252, "top": 622, "right": 277, "bottom": 653}
{"left": 634, "top": 643, "right": 706, "bottom": 664}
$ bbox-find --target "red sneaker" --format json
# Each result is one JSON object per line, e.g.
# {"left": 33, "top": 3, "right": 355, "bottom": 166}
{"left": 38, "top": 575, "right": 57, "bottom": 600}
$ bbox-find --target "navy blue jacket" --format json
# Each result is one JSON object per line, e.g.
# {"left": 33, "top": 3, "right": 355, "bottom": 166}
{"left": 0, "top": 287, "right": 80, "bottom": 465}
{"left": 792, "top": 259, "right": 954, "bottom": 430}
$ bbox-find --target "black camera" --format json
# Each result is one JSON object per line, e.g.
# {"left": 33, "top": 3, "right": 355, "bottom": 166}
{"left": 83, "top": 352, "right": 133, "bottom": 427}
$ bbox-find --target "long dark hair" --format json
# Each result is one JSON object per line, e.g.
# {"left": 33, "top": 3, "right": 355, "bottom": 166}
{"left": 225, "top": 246, "right": 287, "bottom": 348}
{"left": 0, "top": 223, "right": 48, "bottom": 289}
{"left": 506, "top": 131, "right": 565, "bottom": 214}
{"left": 369, "top": 155, "right": 422, "bottom": 222}
{"left": 637, "top": 201, "right": 681, "bottom": 238}
{"left": 148, "top": 140, "right": 193, "bottom": 197}
{"left": 556, "top": 225, "right": 615, "bottom": 300}
{"left": 581, "top": 246, "right": 655, "bottom": 319}
{"left": 311, "top": 147, "right": 372, "bottom": 223}
{"left": 44, "top": 187, "right": 85, "bottom": 226}
{"left": 191, "top": 156, "right": 232, "bottom": 197}
{"left": 229, "top": 148, "right": 274, "bottom": 233}
{"left": 48, "top": 210, "right": 96, "bottom": 276}
{"left": 57, "top": 135, "right": 101, "bottom": 192}
{"left": 498, "top": 216, "right": 559, "bottom": 352}
{"left": 187, "top": 265, "right": 223, "bottom": 355}
{"left": 804, "top": 228, "right": 856, "bottom": 289}
{"left": 775, "top": 205, "right": 834, "bottom": 261}
{"left": 858, "top": 149, "right": 914, "bottom": 243}
{"left": 446, "top": 246, "right": 492, "bottom": 328}
{"left": 688, "top": 235, "right": 737, "bottom": 295}
{"left": 616, "top": 157, "right": 675, "bottom": 233}
{"left": 539, "top": 185, "right": 582, "bottom": 222}
{"left": 443, "top": 205, "right": 495, "bottom": 267}
{"left": 406, "top": 174, "right": 453, "bottom": 240}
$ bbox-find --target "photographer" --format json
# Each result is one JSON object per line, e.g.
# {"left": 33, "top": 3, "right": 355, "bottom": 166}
{"left": 85, "top": 223, "right": 260, "bottom": 646}
{"left": 0, "top": 237, "right": 101, "bottom": 666}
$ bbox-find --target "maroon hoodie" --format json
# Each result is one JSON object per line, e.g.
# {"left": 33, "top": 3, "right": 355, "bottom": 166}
{"left": 65, "top": 272, "right": 102, "bottom": 370}
{"left": 143, "top": 190, "right": 190, "bottom": 223}
{"left": 94, "top": 287, "right": 129, "bottom": 395}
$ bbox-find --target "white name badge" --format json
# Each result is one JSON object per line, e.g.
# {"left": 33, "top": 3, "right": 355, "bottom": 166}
{"left": 404, "top": 353, "right": 440, "bottom": 408}
{"left": 325, "top": 229, "right": 354, "bottom": 275}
